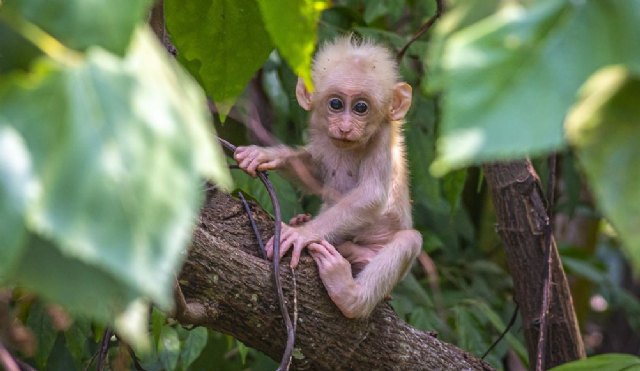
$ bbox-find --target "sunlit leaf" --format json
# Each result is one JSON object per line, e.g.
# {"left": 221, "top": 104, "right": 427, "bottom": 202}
{"left": 430, "top": 0, "right": 640, "bottom": 174}
{"left": 566, "top": 66, "right": 640, "bottom": 274}
{"left": 165, "top": 0, "right": 274, "bottom": 119}
{"left": 257, "top": 0, "right": 328, "bottom": 90}
{"left": 1, "top": 0, "right": 152, "bottom": 55}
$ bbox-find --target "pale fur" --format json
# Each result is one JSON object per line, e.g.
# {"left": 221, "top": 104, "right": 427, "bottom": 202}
{"left": 234, "top": 36, "right": 421, "bottom": 318}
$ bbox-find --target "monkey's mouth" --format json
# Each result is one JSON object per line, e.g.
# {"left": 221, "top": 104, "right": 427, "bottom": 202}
{"left": 330, "top": 137, "right": 357, "bottom": 147}
{"left": 330, "top": 136, "right": 355, "bottom": 144}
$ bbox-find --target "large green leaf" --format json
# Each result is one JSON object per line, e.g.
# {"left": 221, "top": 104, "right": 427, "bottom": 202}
{"left": 430, "top": 0, "right": 640, "bottom": 175}
{"left": 257, "top": 0, "right": 327, "bottom": 90}
{"left": 0, "top": 27, "right": 230, "bottom": 320}
{"left": 1, "top": 0, "right": 152, "bottom": 55}
{"left": 566, "top": 67, "right": 640, "bottom": 273}
{"left": 165, "top": 0, "right": 274, "bottom": 119}
{"left": 550, "top": 353, "right": 640, "bottom": 371}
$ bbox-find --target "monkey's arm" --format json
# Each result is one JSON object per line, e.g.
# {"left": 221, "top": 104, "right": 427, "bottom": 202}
{"left": 234, "top": 145, "right": 323, "bottom": 195}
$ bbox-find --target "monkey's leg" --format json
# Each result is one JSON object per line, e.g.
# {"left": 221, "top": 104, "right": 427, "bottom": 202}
{"left": 309, "top": 230, "right": 421, "bottom": 318}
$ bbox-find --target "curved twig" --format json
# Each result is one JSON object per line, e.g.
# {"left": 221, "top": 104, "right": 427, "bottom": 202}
{"left": 217, "top": 137, "right": 296, "bottom": 371}
{"left": 482, "top": 301, "right": 519, "bottom": 359}
{"left": 238, "top": 191, "right": 267, "bottom": 259}
{"left": 396, "top": 0, "right": 445, "bottom": 61}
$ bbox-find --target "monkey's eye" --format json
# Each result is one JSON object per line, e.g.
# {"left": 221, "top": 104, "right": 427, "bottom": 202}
{"left": 352, "top": 101, "right": 368, "bottom": 115}
{"left": 328, "top": 98, "right": 344, "bottom": 111}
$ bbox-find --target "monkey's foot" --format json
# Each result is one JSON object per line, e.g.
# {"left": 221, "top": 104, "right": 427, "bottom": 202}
{"left": 309, "top": 241, "right": 365, "bottom": 318}
{"left": 289, "top": 213, "right": 312, "bottom": 226}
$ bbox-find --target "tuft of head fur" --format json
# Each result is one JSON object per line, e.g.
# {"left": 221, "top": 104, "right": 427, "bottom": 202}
{"left": 312, "top": 35, "right": 399, "bottom": 101}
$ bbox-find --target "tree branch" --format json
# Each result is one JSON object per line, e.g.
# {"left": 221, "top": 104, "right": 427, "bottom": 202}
{"left": 483, "top": 160, "right": 585, "bottom": 369}
{"left": 176, "top": 188, "right": 493, "bottom": 370}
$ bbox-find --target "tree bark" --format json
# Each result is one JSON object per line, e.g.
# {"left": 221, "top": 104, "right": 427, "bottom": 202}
{"left": 175, "top": 187, "right": 492, "bottom": 370}
{"left": 483, "top": 161, "right": 585, "bottom": 369}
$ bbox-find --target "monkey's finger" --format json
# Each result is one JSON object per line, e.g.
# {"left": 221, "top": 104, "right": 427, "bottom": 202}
{"left": 265, "top": 236, "right": 275, "bottom": 258}
{"left": 308, "top": 251, "right": 326, "bottom": 271}
{"left": 238, "top": 158, "right": 254, "bottom": 174}
{"left": 257, "top": 160, "right": 278, "bottom": 171}
{"left": 319, "top": 240, "right": 341, "bottom": 257}
{"left": 234, "top": 148, "right": 248, "bottom": 161}
{"left": 279, "top": 236, "right": 296, "bottom": 259}
{"left": 246, "top": 157, "right": 264, "bottom": 177}
{"left": 290, "top": 241, "right": 306, "bottom": 268}
{"left": 308, "top": 242, "right": 331, "bottom": 259}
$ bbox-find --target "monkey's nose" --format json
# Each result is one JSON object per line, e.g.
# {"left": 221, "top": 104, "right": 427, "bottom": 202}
{"left": 339, "top": 126, "right": 352, "bottom": 135}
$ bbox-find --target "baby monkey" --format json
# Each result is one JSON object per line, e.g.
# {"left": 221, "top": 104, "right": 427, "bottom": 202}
{"left": 235, "top": 36, "right": 421, "bottom": 318}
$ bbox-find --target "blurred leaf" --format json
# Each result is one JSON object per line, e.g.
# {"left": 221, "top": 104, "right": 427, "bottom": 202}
{"left": 1, "top": 0, "right": 152, "bottom": 55}
{"left": 257, "top": 0, "right": 327, "bottom": 90}
{"left": 0, "top": 22, "right": 42, "bottom": 73}
{"left": 468, "top": 300, "right": 528, "bottom": 364}
{"left": 562, "top": 256, "right": 606, "bottom": 283}
{"left": 232, "top": 170, "right": 302, "bottom": 220}
{"left": 26, "top": 301, "right": 58, "bottom": 369}
{"left": 430, "top": 0, "right": 640, "bottom": 174}
{"left": 64, "top": 319, "right": 94, "bottom": 369}
{"left": 0, "top": 27, "right": 230, "bottom": 344}
{"left": 550, "top": 354, "right": 640, "bottom": 371}
{"left": 0, "top": 127, "right": 30, "bottom": 277}
{"left": 158, "top": 326, "right": 180, "bottom": 371}
{"left": 237, "top": 341, "right": 249, "bottom": 364}
{"left": 442, "top": 168, "right": 467, "bottom": 213}
{"left": 45, "top": 333, "right": 77, "bottom": 371}
{"left": 454, "top": 307, "right": 484, "bottom": 356}
{"left": 165, "top": 0, "right": 274, "bottom": 119}
{"left": 363, "top": 0, "right": 388, "bottom": 24}
{"left": 566, "top": 66, "right": 640, "bottom": 273}
{"left": 14, "top": 235, "right": 141, "bottom": 327}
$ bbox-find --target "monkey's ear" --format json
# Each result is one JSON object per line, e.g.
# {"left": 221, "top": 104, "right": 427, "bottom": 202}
{"left": 390, "top": 82, "right": 412, "bottom": 121}
{"left": 295, "top": 77, "right": 313, "bottom": 111}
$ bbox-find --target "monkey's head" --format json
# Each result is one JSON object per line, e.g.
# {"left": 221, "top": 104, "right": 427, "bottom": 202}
{"left": 296, "top": 36, "right": 412, "bottom": 149}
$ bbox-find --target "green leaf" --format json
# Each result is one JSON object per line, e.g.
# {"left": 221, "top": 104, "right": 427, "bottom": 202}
{"left": 257, "top": 0, "right": 327, "bottom": 90}
{"left": 0, "top": 27, "right": 230, "bottom": 333}
{"left": 165, "top": 0, "right": 274, "bottom": 119}
{"left": 158, "top": 326, "right": 180, "bottom": 371}
{"left": 549, "top": 353, "right": 640, "bottom": 371}
{"left": 430, "top": 0, "right": 640, "bottom": 175}
{"left": 26, "top": 301, "right": 58, "bottom": 369}
{"left": 566, "top": 66, "right": 640, "bottom": 274}
{"left": 179, "top": 327, "right": 208, "bottom": 370}
{"left": 1, "top": 0, "right": 152, "bottom": 55}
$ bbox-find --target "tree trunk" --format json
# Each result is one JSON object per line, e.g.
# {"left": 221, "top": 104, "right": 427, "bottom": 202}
{"left": 483, "top": 161, "right": 585, "bottom": 369}
{"left": 176, "top": 187, "right": 492, "bottom": 370}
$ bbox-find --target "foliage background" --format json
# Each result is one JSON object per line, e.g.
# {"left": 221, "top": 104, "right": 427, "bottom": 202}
{"left": 0, "top": 0, "right": 639, "bottom": 370}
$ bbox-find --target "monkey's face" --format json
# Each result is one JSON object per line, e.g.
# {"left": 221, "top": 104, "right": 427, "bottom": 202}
{"left": 315, "top": 87, "right": 385, "bottom": 149}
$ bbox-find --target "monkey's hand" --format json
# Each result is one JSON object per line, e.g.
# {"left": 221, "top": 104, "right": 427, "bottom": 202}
{"left": 234, "top": 145, "right": 284, "bottom": 177}
{"left": 308, "top": 241, "right": 360, "bottom": 318}
{"left": 266, "top": 223, "right": 320, "bottom": 268}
